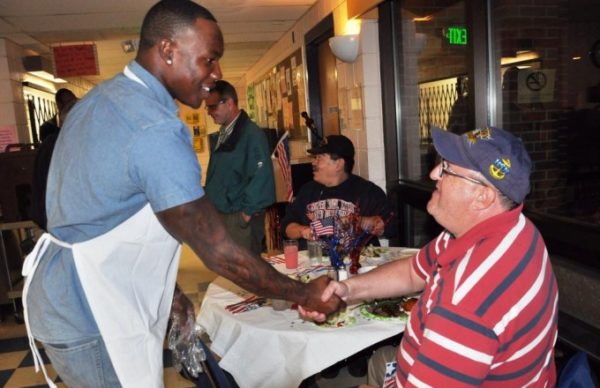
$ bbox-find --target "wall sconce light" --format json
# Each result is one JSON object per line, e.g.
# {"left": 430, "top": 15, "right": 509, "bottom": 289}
{"left": 329, "top": 34, "right": 359, "bottom": 63}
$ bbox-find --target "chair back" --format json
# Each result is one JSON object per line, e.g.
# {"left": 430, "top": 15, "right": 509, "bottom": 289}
{"left": 557, "top": 351, "right": 595, "bottom": 388}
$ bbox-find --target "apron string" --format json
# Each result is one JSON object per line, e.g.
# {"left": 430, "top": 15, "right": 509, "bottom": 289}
{"left": 22, "top": 233, "right": 72, "bottom": 388}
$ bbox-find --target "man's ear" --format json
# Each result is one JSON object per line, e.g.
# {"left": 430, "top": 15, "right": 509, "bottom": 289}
{"left": 336, "top": 158, "right": 346, "bottom": 173}
{"left": 473, "top": 186, "right": 496, "bottom": 210}
{"left": 158, "top": 38, "right": 175, "bottom": 65}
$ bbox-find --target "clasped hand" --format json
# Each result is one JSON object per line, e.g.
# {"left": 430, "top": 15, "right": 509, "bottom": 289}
{"left": 359, "top": 216, "right": 385, "bottom": 237}
{"left": 298, "top": 278, "right": 349, "bottom": 322}
{"left": 301, "top": 275, "right": 346, "bottom": 316}
{"left": 302, "top": 215, "right": 384, "bottom": 240}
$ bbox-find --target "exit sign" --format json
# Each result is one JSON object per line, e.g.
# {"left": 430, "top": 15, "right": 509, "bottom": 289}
{"left": 446, "top": 27, "right": 467, "bottom": 46}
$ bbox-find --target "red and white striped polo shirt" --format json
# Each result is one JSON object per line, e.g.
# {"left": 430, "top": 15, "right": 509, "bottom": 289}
{"left": 395, "top": 205, "right": 558, "bottom": 387}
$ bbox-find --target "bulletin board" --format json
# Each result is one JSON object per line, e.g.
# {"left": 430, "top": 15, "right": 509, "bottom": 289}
{"left": 180, "top": 106, "right": 208, "bottom": 154}
{"left": 248, "top": 49, "right": 307, "bottom": 139}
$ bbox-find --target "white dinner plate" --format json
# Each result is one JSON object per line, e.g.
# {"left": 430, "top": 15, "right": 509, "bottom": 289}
{"left": 360, "top": 247, "right": 419, "bottom": 266}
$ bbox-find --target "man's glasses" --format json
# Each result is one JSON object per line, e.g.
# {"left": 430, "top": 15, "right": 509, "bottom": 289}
{"left": 439, "top": 159, "right": 487, "bottom": 186}
{"left": 205, "top": 98, "right": 227, "bottom": 111}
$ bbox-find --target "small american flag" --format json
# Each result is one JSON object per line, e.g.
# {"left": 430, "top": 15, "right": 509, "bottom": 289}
{"left": 310, "top": 217, "right": 335, "bottom": 236}
{"left": 274, "top": 131, "right": 293, "bottom": 202}
{"left": 383, "top": 361, "right": 398, "bottom": 388}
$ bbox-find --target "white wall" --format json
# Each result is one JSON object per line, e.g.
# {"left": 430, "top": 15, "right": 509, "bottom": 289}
{"left": 242, "top": 1, "right": 387, "bottom": 192}
{"left": 337, "top": 19, "right": 386, "bottom": 191}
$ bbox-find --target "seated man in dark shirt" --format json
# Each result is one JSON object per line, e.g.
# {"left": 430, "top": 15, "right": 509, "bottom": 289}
{"left": 281, "top": 134, "right": 395, "bottom": 248}
{"left": 281, "top": 134, "right": 395, "bottom": 377}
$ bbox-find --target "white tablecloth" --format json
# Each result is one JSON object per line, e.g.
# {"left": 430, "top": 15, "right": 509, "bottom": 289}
{"left": 197, "top": 251, "right": 413, "bottom": 388}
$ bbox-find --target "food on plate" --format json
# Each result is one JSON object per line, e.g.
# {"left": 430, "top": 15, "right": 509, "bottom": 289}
{"left": 401, "top": 297, "right": 418, "bottom": 312}
{"left": 360, "top": 297, "right": 408, "bottom": 321}
{"left": 370, "top": 301, "right": 402, "bottom": 317}
{"left": 316, "top": 309, "right": 356, "bottom": 328}
{"left": 362, "top": 245, "right": 390, "bottom": 258}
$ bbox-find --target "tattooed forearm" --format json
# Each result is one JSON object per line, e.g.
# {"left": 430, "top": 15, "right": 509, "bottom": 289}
{"left": 157, "top": 196, "right": 312, "bottom": 306}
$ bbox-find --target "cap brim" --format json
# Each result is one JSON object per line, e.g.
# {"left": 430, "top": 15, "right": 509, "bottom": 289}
{"left": 307, "top": 145, "right": 328, "bottom": 154}
{"left": 431, "top": 127, "right": 477, "bottom": 171}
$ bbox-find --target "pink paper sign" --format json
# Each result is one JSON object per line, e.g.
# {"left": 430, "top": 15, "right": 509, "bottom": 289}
{"left": 0, "top": 125, "right": 18, "bottom": 152}
{"left": 53, "top": 44, "right": 99, "bottom": 77}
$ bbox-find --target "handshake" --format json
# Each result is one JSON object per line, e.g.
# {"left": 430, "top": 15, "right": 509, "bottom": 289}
{"left": 297, "top": 275, "right": 352, "bottom": 322}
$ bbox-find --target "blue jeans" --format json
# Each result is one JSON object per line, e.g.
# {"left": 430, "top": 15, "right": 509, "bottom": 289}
{"left": 41, "top": 335, "right": 121, "bottom": 388}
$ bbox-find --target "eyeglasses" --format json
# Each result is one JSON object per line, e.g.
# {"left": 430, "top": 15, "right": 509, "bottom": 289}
{"left": 438, "top": 159, "right": 488, "bottom": 186}
{"left": 205, "top": 98, "right": 227, "bottom": 111}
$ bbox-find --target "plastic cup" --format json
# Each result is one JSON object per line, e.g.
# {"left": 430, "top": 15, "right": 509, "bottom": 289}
{"left": 283, "top": 239, "right": 299, "bottom": 269}
{"left": 307, "top": 240, "right": 322, "bottom": 266}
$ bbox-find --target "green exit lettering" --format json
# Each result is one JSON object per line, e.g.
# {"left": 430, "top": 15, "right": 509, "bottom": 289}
{"left": 447, "top": 27, "right": 467, "bottom": 45}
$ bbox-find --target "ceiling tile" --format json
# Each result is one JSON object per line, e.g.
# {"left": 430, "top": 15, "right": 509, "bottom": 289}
{"left": 0, "top": 0, "right": 318, "bottom": 84}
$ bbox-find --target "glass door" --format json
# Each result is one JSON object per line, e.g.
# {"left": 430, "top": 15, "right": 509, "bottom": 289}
{"left": 381, "top": 0, "right": 469, "bottom": 246}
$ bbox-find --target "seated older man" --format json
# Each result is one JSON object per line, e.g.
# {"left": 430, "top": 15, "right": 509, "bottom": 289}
{"left": 302, "top": 127, "right": 558, "bottom": 387}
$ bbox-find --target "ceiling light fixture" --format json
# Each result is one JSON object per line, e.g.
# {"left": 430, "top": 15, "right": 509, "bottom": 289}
{"left": 413, "top": 16, "right": 433, "bottom": 22}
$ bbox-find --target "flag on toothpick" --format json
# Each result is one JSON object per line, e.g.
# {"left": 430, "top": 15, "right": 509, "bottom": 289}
{"left": 273, "top": 131, "right": 293, "bottom": 201}
{"left": 383, "top": 361, "right": 398, "bottom": 388}
{"left": 310, "top": 217, "right": 335, "bottom": 236}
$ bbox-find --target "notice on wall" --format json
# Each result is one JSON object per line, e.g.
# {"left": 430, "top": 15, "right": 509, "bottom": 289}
{"left": 53, "top": 44, "right": 100, "bottom": 78}
{"left": 0, "top": 125, "right": 18, "bottom": 152}
{"left": 517, "top": 69, "right": 556, "bottom": 104}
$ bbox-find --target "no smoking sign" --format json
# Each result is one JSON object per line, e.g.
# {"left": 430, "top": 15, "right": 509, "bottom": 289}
{"left": 517, "top": 69, "right": 555, "bottom": 103}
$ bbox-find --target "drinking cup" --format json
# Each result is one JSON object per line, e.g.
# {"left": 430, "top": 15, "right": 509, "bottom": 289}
{"left": 283, "top": 239, "right": 299, "bottom": 269}
{"left": 307, "top": 240, "right": 322, "bottom": 266}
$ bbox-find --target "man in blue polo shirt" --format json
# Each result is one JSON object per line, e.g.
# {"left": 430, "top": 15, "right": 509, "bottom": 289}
{"left": 22, "top": 2, "right": 340, "bottom": 387}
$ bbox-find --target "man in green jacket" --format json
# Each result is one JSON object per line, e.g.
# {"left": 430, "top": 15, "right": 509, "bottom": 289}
{"left": 205, "top": 80, "right": 275, "bottom": 256}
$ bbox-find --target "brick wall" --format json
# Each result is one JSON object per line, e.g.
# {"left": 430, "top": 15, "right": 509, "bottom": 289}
{"left": 493, "top": 0, "right": 600, "bottom": 220}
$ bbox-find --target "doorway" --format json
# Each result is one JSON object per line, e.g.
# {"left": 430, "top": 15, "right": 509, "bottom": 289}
{"left": 317, "top": 40, "right": 340, "bottom": 138}
{"left": 305, "top": 14, "right": 340, "bottom": 145}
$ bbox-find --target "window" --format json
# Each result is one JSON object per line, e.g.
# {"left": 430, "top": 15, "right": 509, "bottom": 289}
{"left": 381, "top": 0, "right": 599, "bottom": 263}
{"left": 491, "top": 0, "right": 600, "bottom": 226}
{"left": 23, "top": 86, "right": 56, "bottom": 144}
{"left": 380, "top": 0, "right": 467, "bottom": 246}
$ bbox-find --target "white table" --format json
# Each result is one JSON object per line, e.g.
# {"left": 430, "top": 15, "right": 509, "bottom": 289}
{"left": 197, "top": 249, "right": 417, "bottom": 388}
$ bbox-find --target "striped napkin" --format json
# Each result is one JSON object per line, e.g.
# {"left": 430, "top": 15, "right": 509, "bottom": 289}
{"left": 264, "top": 255, "right": 286, "bottom": 265}
{"left": 295, "top": 264, "right": 329, "bottom": 278}
{"left": 225, "top": 295, "right": 267, "bottom": 314}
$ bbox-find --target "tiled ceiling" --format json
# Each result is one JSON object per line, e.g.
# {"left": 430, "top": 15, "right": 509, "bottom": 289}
{"left": 0, "top": 0, "right": 317, "bottom": 85}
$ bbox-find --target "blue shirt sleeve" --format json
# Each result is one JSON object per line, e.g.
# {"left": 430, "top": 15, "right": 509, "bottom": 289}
{"left": 129, "top": 119, "right": 204, "bottom": 212}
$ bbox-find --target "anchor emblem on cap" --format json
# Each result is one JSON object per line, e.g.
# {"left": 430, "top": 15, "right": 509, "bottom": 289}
{"left": 489, "top": 158, "right": 511, "bottom": 180}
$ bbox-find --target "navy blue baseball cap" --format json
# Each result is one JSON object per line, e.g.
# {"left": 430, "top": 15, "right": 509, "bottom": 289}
{"left": 431, "top": 126, "right": 532, "bottom": 203}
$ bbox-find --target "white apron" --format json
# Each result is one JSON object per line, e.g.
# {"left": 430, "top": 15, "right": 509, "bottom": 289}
{"left": 22, "top": 203, "right": 182, "bottom": 387}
